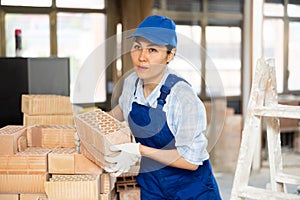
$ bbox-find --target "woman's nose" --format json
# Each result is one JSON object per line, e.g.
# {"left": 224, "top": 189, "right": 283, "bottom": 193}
{"left": 138, "top": 49, "right": 148, "bottom": 62}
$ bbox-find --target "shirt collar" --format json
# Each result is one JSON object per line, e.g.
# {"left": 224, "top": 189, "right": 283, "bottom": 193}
{"left": 135, "top": 68, "right": 171, "bottom": 106}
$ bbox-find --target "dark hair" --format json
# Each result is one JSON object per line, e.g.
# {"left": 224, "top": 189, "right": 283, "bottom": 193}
{"left": 166, "top": 45, "right": 176, "bottom": 64}
{"left": 166, "top": 45, "right": 175, "bottom": 54}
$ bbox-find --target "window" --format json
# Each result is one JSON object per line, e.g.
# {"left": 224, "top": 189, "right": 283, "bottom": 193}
{"left": 264, "top": 0, "right": 300, "bottom": 94}
{"left": 1, "top": 0, "right": 51, "bottom": 7}
{"left": 153, "top": 0, "right": 243, "bottom": 98}
{"left": 0, "top": 2, "right": 106, "bottom": 102}
{"left": 264, "top": 1, "right": 284, "bottom": 16}
{"left": 206, "top": 26, "right": 241, "bottom": 96}
{"left": 57, "top": 13, "right": 106, "bottom": 99}
{"left": 56, "top": 0, "right": 104, "bottom": 9}
{"left": 263, "top": 19, "right": 284, "bottom": 93}
{"left": 5, "top": 14, "right": 50, "bottom": 57}
{"left": 288, "top": 22, "right": 300, "bottom": 91}
{"left": 169, "top": 25, "right": 202, "bottom": 94}
{"left": 288, "top": 1, "right": 300, "bottom": 17}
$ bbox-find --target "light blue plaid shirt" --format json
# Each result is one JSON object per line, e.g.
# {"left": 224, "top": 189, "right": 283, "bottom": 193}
{"left": 119, "top": 68, "right": 209, "bottom": 165}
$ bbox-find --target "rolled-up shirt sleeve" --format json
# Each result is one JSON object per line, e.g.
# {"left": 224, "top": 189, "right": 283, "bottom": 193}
{"left": 166, "top": 82, "right": 209, "bottom": 165}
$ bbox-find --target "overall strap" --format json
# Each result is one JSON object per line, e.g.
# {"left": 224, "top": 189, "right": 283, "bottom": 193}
{"left": 133, "top": 78, "right": 139, "bottom": 96}
{"left": 157, "top": 74, "right": 188, "bottom": 109}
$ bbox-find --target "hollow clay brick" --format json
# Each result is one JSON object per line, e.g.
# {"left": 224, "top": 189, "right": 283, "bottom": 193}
{"left": 80, "top": 140, "right": 111, "bottom": 167}
{"left": 48, "top": 148, "right": 76, "bottom": 174}
{"left": 74, "top": 153, "right": 102, "bottom": 174}
{"left": 99, "top": 193, "right": 110, "bottom": 200}
{"left": 48, "top": 147, "right": 103, "bottom": 174}
{"left": 0, "top": 147, "right": 51, "bottom": 174}
{"left": 17, "top": 135, "right": 27, "bottom": 152}
{"left": 116, "top": 175, "right": 139, "bottom": 192}
{"left": 23, "top": 114, "right": 75, "bottom": 126}
{"left": 27, "top": 125, "right": 76, "bottom": 148}
{"left": 0, "top": 125, "right": 26, "bottom": 155}
{"left": 100, "top": 173, "right": 111, "bottom": 194}
{"left": 21, "top": 94, "right": 73, "bottom": 115}
{"left": 20, "top": 194, "right": 47, "bottom": 200}
{"left": 99, "top": 189, "right": 118, "bottom": 200}
{"left": 74, "top": 109, "right": 131, "bottom": 155}
{"left": 118, "top": 189, "right": 140, "bottom": 200}
{"left": 45, "top": 174, "right": 100, "bottom": 200}
{"left": 0, "top": 173, "right": 48, "bottom": 193}
{"left": 210, "top": 114, "right": 242, "bottom": 173}
{"left": 0, "top": 194, "right": 19, "bottom": 200}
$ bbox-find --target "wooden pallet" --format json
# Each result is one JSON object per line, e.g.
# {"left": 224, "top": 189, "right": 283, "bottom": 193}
{"left": 230, "top": 58, "right": 300, "bottom": 199}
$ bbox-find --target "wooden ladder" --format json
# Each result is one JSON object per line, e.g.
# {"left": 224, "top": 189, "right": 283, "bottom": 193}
{"left": 230, "top": 58, "right": 300, "bottom": 200}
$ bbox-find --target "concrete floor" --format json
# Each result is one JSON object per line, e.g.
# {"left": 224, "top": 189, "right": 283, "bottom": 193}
{"left": 215, "top": 168, "right": 300, "bottom": 199}
{"left": 214, "top": 150, "right": 300, "bottom": 199}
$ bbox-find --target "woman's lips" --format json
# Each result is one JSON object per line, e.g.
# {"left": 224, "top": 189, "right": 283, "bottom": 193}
{"left": 137, "top": 65, "right": 148, "bottom": 70}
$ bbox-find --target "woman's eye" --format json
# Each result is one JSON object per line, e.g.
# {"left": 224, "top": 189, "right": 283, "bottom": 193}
{"left": 133, "top": 44, "right": 142, "bottom": 50}
{"left": 148, "top": 48, "right": 157, "bottom": 53}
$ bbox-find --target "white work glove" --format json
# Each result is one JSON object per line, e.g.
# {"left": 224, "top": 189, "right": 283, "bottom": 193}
{"left": 104, "top": 143, "right": 141, "bottom": 177}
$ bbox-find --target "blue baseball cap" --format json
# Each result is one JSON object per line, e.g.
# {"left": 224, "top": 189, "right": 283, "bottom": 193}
{"left": 127, "top": 15, "right": 177, "bottom": 48}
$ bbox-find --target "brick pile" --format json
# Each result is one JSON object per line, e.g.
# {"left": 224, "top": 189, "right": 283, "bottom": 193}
{"left": 22, "top": 95, "right": 75, "bottom": 126}
{"left": 0, "top": 94, "right": 140, "bottom": 200}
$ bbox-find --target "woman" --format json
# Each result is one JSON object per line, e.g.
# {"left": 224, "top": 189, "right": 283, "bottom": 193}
{"left": 105, "top": 15, "right": 222, "bottom": 200}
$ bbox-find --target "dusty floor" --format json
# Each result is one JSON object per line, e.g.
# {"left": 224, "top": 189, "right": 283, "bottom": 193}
{"left": 215, "top": 150, "right": 300, "bottom": 199}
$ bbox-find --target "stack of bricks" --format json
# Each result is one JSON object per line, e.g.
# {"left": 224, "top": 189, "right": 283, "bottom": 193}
{"left": 0, "top": 125, "right": 49, "bottom": 200}
{"left": 27, "top": 122, "right": 106, "bottom": 199}
{"left": 21, "top": 94, "right": 75, "bottom": 126}
{"left": 0, "top": 124, "right": 106, "bottom": 200}
{"left": 204, "top": 101, "right": 242, "bottom": 173}
{"left": 0, "top": 94, "right": 141, "bottom": 199}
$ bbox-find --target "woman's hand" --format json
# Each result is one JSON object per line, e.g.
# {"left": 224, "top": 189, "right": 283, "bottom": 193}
{"left": 104, "top": 142, "right": 141, "bottom": 176}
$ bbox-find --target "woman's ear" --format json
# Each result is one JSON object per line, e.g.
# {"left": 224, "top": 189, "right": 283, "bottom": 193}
{"left": 167, "top": 48, "right": 176, "bottom": 63}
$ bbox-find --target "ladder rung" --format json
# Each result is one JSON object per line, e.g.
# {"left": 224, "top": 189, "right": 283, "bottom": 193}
{"left": 254, "top": 105, "right": 300, "bottom": 119}
{"left": 276, "top": 172, "right": 300, "bottom": 185}
{"left": 238, "top": 186, "right": 300, "bottom": 200}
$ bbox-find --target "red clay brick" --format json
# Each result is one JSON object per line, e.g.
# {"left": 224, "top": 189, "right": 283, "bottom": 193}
{"left": 0, "top": 126, "right": 26, "bottom": 155}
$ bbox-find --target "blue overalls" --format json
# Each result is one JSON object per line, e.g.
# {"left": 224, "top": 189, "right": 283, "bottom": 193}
{"left": 128, "top": 74, "right": 222, "bottom": 200}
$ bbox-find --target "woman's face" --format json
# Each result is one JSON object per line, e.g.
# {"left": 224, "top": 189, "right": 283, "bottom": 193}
{"left": 130, "top": 37, "right": 174, "bottom": 84}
